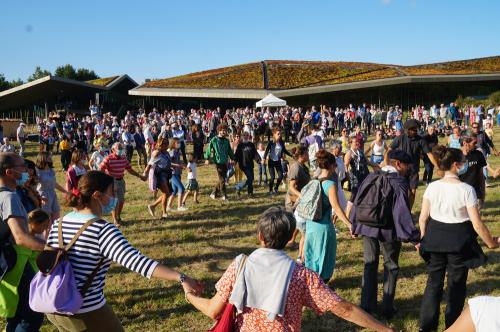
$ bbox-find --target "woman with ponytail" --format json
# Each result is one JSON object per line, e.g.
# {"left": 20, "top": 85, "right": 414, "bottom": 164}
{"left": 418, "top": 146, "right": 499, "bottom": 331}
{"left": 44, "top": 171, "right": 202, "bottom": 331}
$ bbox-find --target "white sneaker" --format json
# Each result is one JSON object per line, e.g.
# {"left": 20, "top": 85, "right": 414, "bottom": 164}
{"left": 161, "top": 213, "right": 168, "bottom": 219}
{"left": 210, "top": 193, "right": 216, "bottom": 200}
{"left": 221, "top": 196, "right": 228, "bottom": 201}
{"left": 147, "top": 204, "right": 155, "bottom": 217}
{"left": 165, "top": 207, "right": 172, "bottom": 212}
{"left": 177, "top": 206, "right": 188, "bottom": 211}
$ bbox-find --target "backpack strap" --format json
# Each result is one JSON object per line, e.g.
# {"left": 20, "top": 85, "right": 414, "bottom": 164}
{"left": 57, "top": 217, "right": 106, "bottom": 297}
{"left": 80, "top": 256, "right": 105, "bottom": 297}
{"left": 59, "top": 217, "right": 102, "bottom": 252}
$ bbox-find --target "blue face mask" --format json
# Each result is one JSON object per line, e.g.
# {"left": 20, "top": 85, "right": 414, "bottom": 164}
{"left": 457, "top": 162, "right": 468, "bottom": 176}
{"left": 116, "top": 149, "right": 125, "bottom": 157}
{"left": 16, "top": 172, "right": 29, "bottom": 186}
{"left": 100, "top": 194, "right": 118, "bottom": 215}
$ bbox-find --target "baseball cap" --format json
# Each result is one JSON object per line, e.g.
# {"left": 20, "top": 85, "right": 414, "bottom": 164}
{"left": 388, "top": 149, "right": 412, "bottom": 164}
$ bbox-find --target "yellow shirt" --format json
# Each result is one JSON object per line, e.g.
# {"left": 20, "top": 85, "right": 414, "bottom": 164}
{"left": 59, "top": 140, "right": 70, "bottom": 151}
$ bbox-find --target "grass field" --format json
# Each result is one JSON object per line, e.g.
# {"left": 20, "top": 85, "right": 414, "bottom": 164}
{"left": 2, "top": 129, "right": 499, "bottom": 332}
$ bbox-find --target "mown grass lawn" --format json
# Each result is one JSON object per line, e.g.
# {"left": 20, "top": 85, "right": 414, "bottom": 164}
{"left": 2, "top": 128, "right": 499, "bottom": 332}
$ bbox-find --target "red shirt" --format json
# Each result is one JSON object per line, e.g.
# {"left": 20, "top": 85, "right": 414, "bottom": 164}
{"left": 100, "top": 153, "right": 130, "bottom": 179}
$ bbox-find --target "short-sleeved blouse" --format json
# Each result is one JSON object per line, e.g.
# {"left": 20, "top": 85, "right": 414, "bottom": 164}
{"left": 423, "top": 180, "right": 478, "bottom": 224}
{"left": 215, "top": 258, "right": 345, "bottom": 332}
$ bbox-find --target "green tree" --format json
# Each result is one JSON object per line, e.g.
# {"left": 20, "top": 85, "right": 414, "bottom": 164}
{"left": 75, "top": 68, "right": 99, "bottom": 81}
{"left": 0, "top": 74, "right": 23, "bottom": 91}
{"left": 488, "top": 91, "right": 500, "bottom": 106}
{"left": 9, "top": 78, "right": 24, "bottom": 87}
{"left": 28, "top": 66, "right": 52, "bottom": 82}
{"left": 54, "top": 64, "right": 77, "bottom": 80}
{"left": 0, "top": 73, "right": 10, "bottom": 91}
{"left": 54, "top": 64, "right": 99, "bottom": 81}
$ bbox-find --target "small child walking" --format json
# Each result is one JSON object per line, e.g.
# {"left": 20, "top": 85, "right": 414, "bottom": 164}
{"left": 281, "top": 156, "right": 289, "bottom": 190}
{"left": 257, "top": 142, "right": 268, "bottom": 186}
{"left": 182, "top": 153, "right": 200, "bottom": 205}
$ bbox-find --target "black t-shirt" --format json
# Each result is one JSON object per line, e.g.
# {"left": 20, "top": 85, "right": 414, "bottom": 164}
{"left": 390, "top": 134, "right": 430, "bottom": 173}
{"left": 423, "top": 133, "right": 438, "bottom": 163}
{"left": 459, "top": 149, "right": 487, "bottom": 200}
{"left": 235, "top": 141, "right": 257, "bottom": 169}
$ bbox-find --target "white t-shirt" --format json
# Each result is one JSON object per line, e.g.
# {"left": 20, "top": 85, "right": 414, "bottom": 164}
{"left": 423, "top": 180, "right": 478, "bottom": 224}
{"left": 187, "top": 162, "right": 197, "bottom": 180}
{"left": 257, "top": 150, "right": 266, "bottom": 161}
{"left": 468, "top": 296, "right": 500, "bottom": 332}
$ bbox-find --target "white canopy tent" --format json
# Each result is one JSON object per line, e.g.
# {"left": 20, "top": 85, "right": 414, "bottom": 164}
{"left": 256, "top": 93, "right": 286, "bottom": 108}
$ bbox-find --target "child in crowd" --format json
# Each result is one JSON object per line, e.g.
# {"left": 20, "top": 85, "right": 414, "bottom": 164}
{"left": 182, "top": 153, "right": 200, "bottom": 205}
{"left": 28, "top": 208, "right": 50, "bottom": 240}
{"left": 0, "top": 137, "right": 16, "bottom": 153}
{"left": 257, "top": 142, "right": 267, "bottom": 186}
{"left": 281, "top": 156, "right": 289, "bottom": 189}
{"left": 59, "top": 136, "right": 72, "bottom": 171}
{"left": 166, "top": 137, "right": 187, "bottom": 211}
{"left": 485, "top": 121, "right": 494, "bottom": 140}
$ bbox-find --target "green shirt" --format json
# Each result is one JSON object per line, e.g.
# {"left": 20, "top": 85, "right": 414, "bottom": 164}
{"left": 205, "top": 136, "right": 234, "bottom": 164}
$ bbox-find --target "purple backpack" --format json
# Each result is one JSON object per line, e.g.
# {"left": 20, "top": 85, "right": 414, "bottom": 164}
{"left": 29, "top": 217, "right": 104, "bottom": 315}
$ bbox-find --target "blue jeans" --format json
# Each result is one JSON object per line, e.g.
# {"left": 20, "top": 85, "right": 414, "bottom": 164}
{"left": 258, "top": 163, "right": 267, "bottom": 184}
{"left": 6, "top": 264, "right": 44, "bottom": 332}
{"left": 236, "top": 167, "right": 255, "bottom": 195}
{"left": 169, "top": 174, "right": 185, "bottom": 196}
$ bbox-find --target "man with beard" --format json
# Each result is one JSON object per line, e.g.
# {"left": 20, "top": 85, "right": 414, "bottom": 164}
{"left": 459, "top": 135, "right": 498, "bottom": 210}
{"left": 386, "top": 119, "right": 438, "bottom": 209}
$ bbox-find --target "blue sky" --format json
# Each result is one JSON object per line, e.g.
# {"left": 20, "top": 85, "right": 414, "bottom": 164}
{"left": 1, "top": 0, "right": 499, "bottom": 84}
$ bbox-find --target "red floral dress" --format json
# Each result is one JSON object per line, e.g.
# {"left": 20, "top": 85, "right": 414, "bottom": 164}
{"left": 215, "top": 259, "right": 347, "bottom": 332}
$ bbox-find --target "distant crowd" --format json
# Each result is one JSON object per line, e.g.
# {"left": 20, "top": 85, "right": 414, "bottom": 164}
{"left": 1, "top": 101, "right": 500, "bottom": 332}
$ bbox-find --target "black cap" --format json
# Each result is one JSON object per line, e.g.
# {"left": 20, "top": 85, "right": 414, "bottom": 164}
{"left": 388, "top": 149, "right": 412, "bottom": 164}
{"left": 404, "top": 119, "right": 420, "bottom": 130}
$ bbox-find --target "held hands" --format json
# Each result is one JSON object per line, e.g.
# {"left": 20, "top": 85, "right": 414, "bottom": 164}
{"left": 205, "top": 160, "right": 210, "bottom": 165}
{"left": 181, "top": 276, "right": 204, "bottom": 296}
{"left": 489, "top": 236, "right": 500, "bottom": 249}
{"left": 349, "top": 225, "right": 358, "bottom": 239}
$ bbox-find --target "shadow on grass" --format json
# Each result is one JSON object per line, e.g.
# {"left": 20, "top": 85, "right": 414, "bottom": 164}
{"left": 105, "top": 283, "right": 199, "bottom": 325}
{"left": 137, "top": 229, "right": 256, "bottom": 248}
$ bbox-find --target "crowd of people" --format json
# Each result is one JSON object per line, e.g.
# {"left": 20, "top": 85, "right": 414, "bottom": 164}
{"left": 1, "top": 101, "right": 500, "bottom": 332}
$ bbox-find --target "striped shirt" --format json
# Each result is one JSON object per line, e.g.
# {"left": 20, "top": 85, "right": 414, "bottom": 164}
{"left": 100, "top": 153, "right": 131, "bottom": 179}
{"left": 47, "top": 212, "right": 158, "bottom": 313}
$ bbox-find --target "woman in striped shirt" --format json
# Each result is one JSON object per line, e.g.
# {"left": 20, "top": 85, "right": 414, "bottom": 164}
{"left": 45, "top": 171, "right": 202, "bottom": 332}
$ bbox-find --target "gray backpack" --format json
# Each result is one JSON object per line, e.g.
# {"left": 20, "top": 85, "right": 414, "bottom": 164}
{"left": 295, "top": 180, "right": 325, "bottom": 221}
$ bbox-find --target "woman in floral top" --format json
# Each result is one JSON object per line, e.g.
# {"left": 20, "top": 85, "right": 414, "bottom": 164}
{"left": 184, "top": 207, "right": 394, "bottom": 332}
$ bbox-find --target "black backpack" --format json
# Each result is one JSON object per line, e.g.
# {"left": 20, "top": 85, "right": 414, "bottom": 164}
{"left": 353, "top": 171, "right": 394, "bottom": 228}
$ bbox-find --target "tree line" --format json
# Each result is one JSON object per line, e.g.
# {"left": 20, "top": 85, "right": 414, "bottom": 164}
{"left": 0, "top": 64, "right": 99, "bottom": 92}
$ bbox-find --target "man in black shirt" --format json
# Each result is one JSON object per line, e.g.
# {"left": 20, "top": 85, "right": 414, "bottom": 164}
{"left": 470, "top": 122, "right": 498, "bottom": 157}
{"left": 387, "top": 119, "right": 438, "bottom": 209}
{"left": 459, "top": 135, "right": 496, "bottom": 210}
{"left": 422, "top": 125, "right": 439, "bottom": 185}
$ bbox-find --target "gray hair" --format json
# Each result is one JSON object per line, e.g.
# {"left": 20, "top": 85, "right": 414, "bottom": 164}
{"left": 257, "top": 207, "right": 296, "bottom": 250}
{"left": 112, "top": 142, "right": 123, "bottom": 151}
